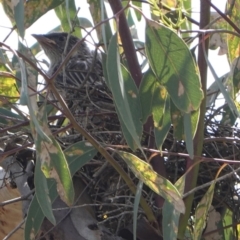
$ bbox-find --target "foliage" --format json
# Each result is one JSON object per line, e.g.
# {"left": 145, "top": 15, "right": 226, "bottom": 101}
{"left": 1, "top": 0, "right": 240, "bottom": 239}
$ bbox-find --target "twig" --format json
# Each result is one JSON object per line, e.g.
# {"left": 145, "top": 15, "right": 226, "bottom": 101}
{"left": 0, "top": 189, "right": 35, "bottom": 207}
{"left": 183, "top": 166, "right": 240, "bottom": 198}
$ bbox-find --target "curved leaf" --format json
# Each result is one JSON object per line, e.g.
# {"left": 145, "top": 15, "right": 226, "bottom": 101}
{"left": 140, "top": 70, "right": 171, "bottom": 149}
{"left": 163, "top": 171, "right": 186, "bottom": 240}
{"left": 152, "top": 84, "right": 171, "bottom": 150}
{"left": 183, "top": 112, "right": 193, "bottom": 158}
{"left": 193, "top": 182, "right": 216, "bottom": 239}
{"left": 100, "top": 1, "right": 113, "bottom": 51}
{"left": 205, "top": 46, "right": 239, "bottom": 118}
{"left": 226, "top": 0, "right": 240, "bottom": 62}
{"left": 0, "top": 66, "right": 19, "bottom": 105}
{"left": 0, "top": 107, "right": 23, "bottom": 125}
{"left": 1, "top": 0, "right": 64, "bottom": 29}
{"left": 171, "top": 99, "right": 199, "bottom": 141}
{"left": 64, "top": 141, "right": 98, "bottom": 176}
{"left": 139, "top": 70, "right": 156, "bottom": 123}
{"left": 132, "top": 0, "right": 142, "bottom": 21}
{"left": 107, "top": 33, "right": 142, "bottom": 150}
{"left": 55, "top": 0, "right": 81, "bottom": 37}
{"left": 36, "top": 106, "right": 74, "bottom": 206}
{"left": 24, "top": 141, "right": 97, "bottom": 240}
{"left": 145, "top": 20, "right": 203, "bottom": 113}
{"left": 35, "top": 158, "right": 56, "bottom": 225}
{"left": 13, "top": 0, "right": 25, "bottom": 38}
{"left": 118, "top": 151, "right": 185, "bottom": 214}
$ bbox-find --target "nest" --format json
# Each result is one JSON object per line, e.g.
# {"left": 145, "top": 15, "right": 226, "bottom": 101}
{"left": 1, "top": 76, "right": 240, "bottom": 238}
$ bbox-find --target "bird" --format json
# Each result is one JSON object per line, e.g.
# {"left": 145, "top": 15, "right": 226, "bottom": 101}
{"left": 32, "top": 32, "right": 116, "bottom": 141}
{"left": 32, "top": 33, "right": 104, "bottom": 103}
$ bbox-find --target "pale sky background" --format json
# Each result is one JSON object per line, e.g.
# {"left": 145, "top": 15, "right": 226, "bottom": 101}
{"left": 0, "top": 0, "right": 230, "bottom": 88}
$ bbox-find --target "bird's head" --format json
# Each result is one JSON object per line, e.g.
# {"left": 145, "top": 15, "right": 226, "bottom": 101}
{"left": 32, "top": 33, "right": 87, "bottom": 64}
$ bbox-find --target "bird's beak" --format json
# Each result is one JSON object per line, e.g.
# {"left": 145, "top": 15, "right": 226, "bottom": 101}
{"left": 32, "top": 34, "right": 56, "bottom": 45}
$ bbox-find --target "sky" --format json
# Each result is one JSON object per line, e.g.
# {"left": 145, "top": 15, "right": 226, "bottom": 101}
{"left": 0, "top": 0, "right": 230, "bottom": 86}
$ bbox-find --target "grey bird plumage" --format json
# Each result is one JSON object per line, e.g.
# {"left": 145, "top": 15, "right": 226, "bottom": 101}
{"left": 32, "top": 33, "right": 103, "bottom": 91}
{"left": 33, "top": 32, "right": 115, "bottom": 137}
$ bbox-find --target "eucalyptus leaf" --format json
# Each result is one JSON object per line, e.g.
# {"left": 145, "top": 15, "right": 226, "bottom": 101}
{"left": 1, "top": 0, "right": 64, "bottom": 29}
{"left": 163, "top": 172, "right": 186, "bottom": 240}
{"left": 13, "top": 0, "right": 25, "bottom": 38}
{"left": 107, "top": 33, "right": 142, "bottom": 150}
{"left": 25, "top": 141, "right": 97, "bottom": 239}
{"left": 55, "top": 0, "right": 81, "bottom": 37}
{"left": 35, "top": 106, "right": 74, "bottom": 206}
{"left": 145, "top": 20, "right": 203, "bottom": 113}
{"left": 183, "top": 112, "right": 193, "bottom": 158}
{"left": 118, "top": 151, "right": 185, "bottom": 213}
{"left": 35, "top": 158, "right": 56, "bottom": 225}
{"left": 193, "top": 181, "right": 216, "bottom": 240}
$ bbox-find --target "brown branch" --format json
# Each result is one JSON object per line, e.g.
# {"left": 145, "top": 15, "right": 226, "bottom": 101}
{"left": 178, "top": 0, "right": 210, "bottom": 237}
{"left": 108, "top": 0, "right": 142, "bottom": 87}
{"left": 204, "top": 0, "right": 240, "bottom": 35}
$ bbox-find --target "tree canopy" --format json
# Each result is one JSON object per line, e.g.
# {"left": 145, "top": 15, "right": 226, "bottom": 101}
{"left": 0, "top": 0, "right": 240, "bottom": 239}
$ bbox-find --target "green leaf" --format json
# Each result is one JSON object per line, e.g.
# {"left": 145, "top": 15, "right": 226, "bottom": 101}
{"left": 24, "top": 141, "right": 97, "bottom": 239}
{"left": 170, "top": 100, "right": 184, "bottom": 139}
{"left": 102, "top": 51, "right": 136, "bottom": 149}
{"left": 152, "top": 85, "right": 171, "bottom": 150}
{"left": 13, "top": 0, "right": 25, "bottom": 38}
{"left": 36, "top": 106, "right": 74, "bottom": 206}
{"left": 107, "top": 33, "right": 142, "bottom": 150}
{"left": 221, "top": 104, "right": 237, "bottom": 126}
{"left": 55, "top": 0, "right": 81, "bottom": 38}
{"left": 193, "top": 181, "right": 216, "bottom": 239}
{"left": 189, "top": 108, "right": 199, "bottom": 140}
{"left": 100, "top": 1, "right": 113, "bottom": 51}
{"left": 162, "top": 201, "right": 179, "bottom": 240}
{"left": 181, "top": 0, "right": 192, "bottom": 33}
{"left": 19, "top": 59, "right": 50, "bottom": 142}
{"left": 205, "top": 48, "right": 239, "bottom": 118}
{"left": 0, "top": 49, "right": 7, "bottom": 64}
{"left": 132, "top": 0, "right": 142, "bottom": 21}
{"left": 222, "top": 208, "right": 234, "bottom": 240}
{"left": 79, "top": 17, "right": 93, "bottom": 28}
{"left": 232, "top": 57, "right": 240, "bottom": 96}
{"left": 139, "top": 69, "right": 171, "bottom": 149}
{"left": 139, "top": 70, "right": 156, "bottom": 123}
{"left": 133, "top": 181, "right": 143, "bottom": 240}
{"left": 0, "top": 107, "right": 23, "bottom": 125}
{"left": 171, "top": 100, "right": 199, "bottom": 140}
{"left": 24, "top": 196, "right": 45, "bottom": 240}
{"left": 163, "top": 172, "right": 186, "bottom": 240}
{"left": 145, "top": 20, "right": 203, "bottom": 113}
{"left": 64, "top": 141, "right": 98, "bottom": 176}
{"left": 226, "top": 0, "right": 240, "bottom": 62}
{"left": 1, "top": 0, "right": 64, "bottom": 29}
{"left": 118, "top": 151, "right": 185, "bottom": 213}
{"left": 0, "top": 66, "right": 19, "bottom": 105}
{"left": 35, "top": 158, "right": 56, "bottom": 225}
{"left": 183, "top": 113, "right": 193, "bottom": 158}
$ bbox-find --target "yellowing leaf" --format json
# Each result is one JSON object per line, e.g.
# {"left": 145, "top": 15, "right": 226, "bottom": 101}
{"left": 0, "top": 69, "right": 19, "bottom": 105}
{"left": 145, "top": 20, "right": 203, "bottom": 113}
{"left": 118, "top": 151, "right": 185, "bottom": 213}
{"left": 1, "top": 0, "right": 64, "bottom": 29}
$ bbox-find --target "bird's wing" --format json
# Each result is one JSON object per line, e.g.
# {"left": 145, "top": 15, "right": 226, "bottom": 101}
{"left": 56, "top": 54, "right": 103, "bottom": 89}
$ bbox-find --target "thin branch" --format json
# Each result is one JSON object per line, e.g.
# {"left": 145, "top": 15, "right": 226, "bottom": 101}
{"left": 204, "top": 0, "right": 240, "bottom": 35}
{"left": 0, "top": 189, "right": 34, "bottom": 207}
{"left": 183, "top": 166, "right": 240, "bottom": 198}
